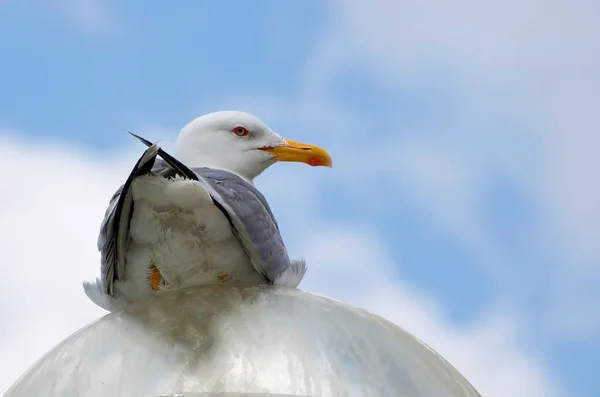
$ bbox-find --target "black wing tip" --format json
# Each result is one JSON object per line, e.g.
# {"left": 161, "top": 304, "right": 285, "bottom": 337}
{"left": 122, "top": 128, "right": 156, "bottom": 147}
{"left": 121, "top": 128, "right": 198, "bottom": 181}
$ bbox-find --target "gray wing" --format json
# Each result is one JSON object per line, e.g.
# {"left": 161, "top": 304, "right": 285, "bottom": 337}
{"left": 97, "top": 143, "right": 163, "bottom": 294}
{"left": 195, "top": 167, "right": 297, "bottom": 283}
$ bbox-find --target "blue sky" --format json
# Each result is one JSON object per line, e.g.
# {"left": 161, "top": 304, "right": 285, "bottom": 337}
{"left": 1, "top": 1, "right": 599, "bottom": 396}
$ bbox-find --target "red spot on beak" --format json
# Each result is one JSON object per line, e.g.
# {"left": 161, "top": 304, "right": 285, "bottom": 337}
{"left": 307, "top": 157, "right": 323, "bottom": 166}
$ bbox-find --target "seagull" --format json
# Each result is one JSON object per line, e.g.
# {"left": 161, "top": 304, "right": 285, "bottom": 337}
{"left": 83, "top": 111, "right": 332, "bottom": 312}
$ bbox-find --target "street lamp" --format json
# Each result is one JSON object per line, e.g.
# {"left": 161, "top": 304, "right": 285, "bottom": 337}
{"left": 4, "top": 285, "right": 481, "bottom": 397}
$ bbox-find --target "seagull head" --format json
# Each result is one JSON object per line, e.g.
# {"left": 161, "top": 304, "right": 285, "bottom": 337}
{"left": 174, "top": 111, "right": 332, "bottom": 182}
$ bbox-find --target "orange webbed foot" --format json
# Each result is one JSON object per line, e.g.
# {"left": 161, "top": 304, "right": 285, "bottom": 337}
{"left": 149, "top": 265, "right": 162, "bottom": 291}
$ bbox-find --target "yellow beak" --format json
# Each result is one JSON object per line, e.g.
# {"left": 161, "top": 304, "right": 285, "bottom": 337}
{"left": 261, "top": 139, "right": 332, "bottom": 167}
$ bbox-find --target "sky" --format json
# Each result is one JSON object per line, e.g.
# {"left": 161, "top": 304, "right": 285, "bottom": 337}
{"left": 0, "top": 1, "right": 598, "bottom": 396}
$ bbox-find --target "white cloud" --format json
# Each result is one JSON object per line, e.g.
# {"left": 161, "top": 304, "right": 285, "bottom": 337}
{"left": 0, "top": 133, "right": 133, "bottom": 393}
{"left": 315, "top": 0, "right": 600, "bottom": 339}
{"left": 0, "top": 134, "right": 561, "bottom": 396}
{"left": 329, "top": 0, "right": 599, "bottom": 90}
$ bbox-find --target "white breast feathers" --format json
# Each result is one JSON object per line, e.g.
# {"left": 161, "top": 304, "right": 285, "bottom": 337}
{"left": 112, "top": 174, "right": 263, "bottom": 303}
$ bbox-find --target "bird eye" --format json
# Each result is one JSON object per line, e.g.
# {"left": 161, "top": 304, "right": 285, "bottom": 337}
{"left": 232, "top": 126, "right": 250, "bottom": 137}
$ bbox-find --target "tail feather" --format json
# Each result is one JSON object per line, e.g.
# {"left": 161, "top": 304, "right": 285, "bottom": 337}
{"left": 83, "top": 278, "right": 129, "bottom": 312}
{"left": 273, "top": 259, "right": 308, "bottom": 288}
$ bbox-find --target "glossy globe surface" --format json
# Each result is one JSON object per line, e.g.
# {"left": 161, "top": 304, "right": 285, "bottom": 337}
{"left": 4, "top": 286, "right": 481, "bottom": 397}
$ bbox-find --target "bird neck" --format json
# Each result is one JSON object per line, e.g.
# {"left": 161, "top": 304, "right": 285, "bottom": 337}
{"left": 208, "top": 165, "right": 257, "bottom": 185}
{"left": 175, "top": 155, "right": 257, "bottom": 184}
{"left": 173, "top": 145, "right": 271, "bottom": 184}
